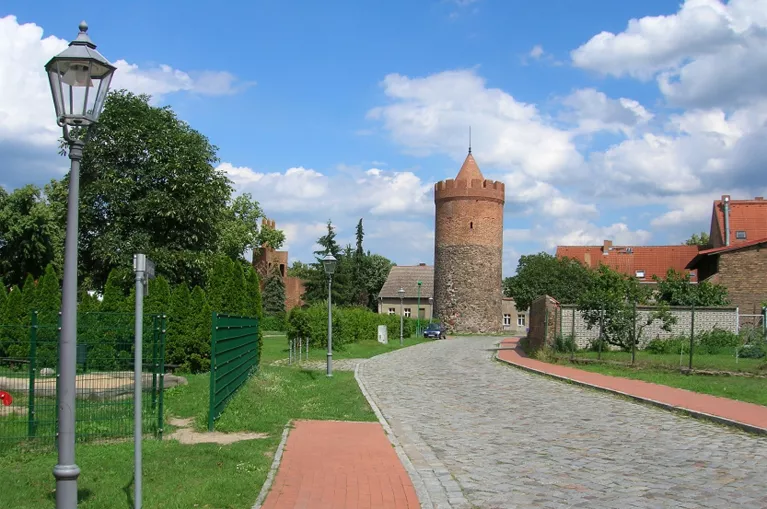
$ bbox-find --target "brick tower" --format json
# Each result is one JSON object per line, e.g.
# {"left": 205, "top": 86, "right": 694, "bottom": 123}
{"left": 433, "top": 150, "right": 505, "bottom": 333}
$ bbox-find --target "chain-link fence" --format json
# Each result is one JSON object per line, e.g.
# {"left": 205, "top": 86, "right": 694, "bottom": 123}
{"left": 0, "top": 311, "right": 166, "bottom": 453}
{"left": 546, "top": 304, "right": 766, "bottom": 373}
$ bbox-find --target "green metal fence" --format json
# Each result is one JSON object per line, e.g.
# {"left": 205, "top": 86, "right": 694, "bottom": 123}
{"left": 208, "top": 313, "right": 259, "bottom": 430}
{"left": 0, "top": 311, "right": 166, "bottom": 453}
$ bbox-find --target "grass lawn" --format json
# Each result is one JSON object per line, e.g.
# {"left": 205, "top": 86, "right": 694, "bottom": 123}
{"left": 260, "top": 331, "right": 431, "bottom": 365}
{"left": 567, "top": 362, "right": 767, "bottom": 407}
{"left": 563, "top": 349, "right": 766, "bottom": 374}
{"left": 0, "top": 335, "right": 387, "bottom": 509}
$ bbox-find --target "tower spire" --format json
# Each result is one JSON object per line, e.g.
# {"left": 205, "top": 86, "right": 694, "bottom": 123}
{"left": 468, "top": 126, "right": 472, "bottom": 155}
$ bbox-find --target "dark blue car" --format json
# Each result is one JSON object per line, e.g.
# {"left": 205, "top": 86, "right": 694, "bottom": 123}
{"left": 423, "top": 322, "right": 446, "bottom": 339}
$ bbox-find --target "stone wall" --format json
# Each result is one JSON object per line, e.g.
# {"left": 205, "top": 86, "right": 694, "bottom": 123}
{"left": 559, "top": 305, "right": 739, "bottom": 349}
{"left": 718, "top": 245, "right": 767, "bottom": 315}
{"left": 433, "top": 245, "right": 503, "bottom": 333}
{"left": 527, "top": 295, "right": 560, "bottom": 350}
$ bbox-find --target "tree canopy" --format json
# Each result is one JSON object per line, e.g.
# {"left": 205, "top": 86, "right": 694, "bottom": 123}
{"left": 684, "top": 232, "right": 710, "bottom": 246}
{"left": 503, "top": 253, "right": 594, "bottom": 310}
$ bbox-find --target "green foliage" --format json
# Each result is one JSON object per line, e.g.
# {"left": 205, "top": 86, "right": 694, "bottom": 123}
{"left": 0, "top": 185, "right": 63, "bottom": 287}
{"left": 146, "top": 276, "right": 171, "bottom": 315}
{"left": 684, "top": 232, "right": 710, "bottom": 246}
{"left": 263, "top": 270, "right": 286, "bottom": 315}
{"left": 697, "top": 327, "right": 741, "bottom": 354}
{"left": 21, "top": 273, "right": 37, "bottom": 315}
{"left": 578, "top": 265, "right": 677, "bottom": 350}
{"left": 504, "top": 253, "right": 594, "bottom": 310}
{"left": 738, "top": 342, "right": 766, "bottom": 359}
{"left": 101, "top": 269, "right": 127, "bottom": 312}
{"left": 35, "top": 264, "right": 61, "bottom": 311}
{"left": 49, "top": 90, "right": 283, "bottom": 292}
{"left": 287, "top": 302, "right": 408, "bottom": 350}
{"left": 653, "top": 269, "right": 729, "bottom": 306}
{"left": 261, "top": 314, "right": 287, "bottom": 332}
{"left": 554, "top": 334, "right": 576, "bottom": 353}
{"left": 0, "top": 286, "right": 25, "bottom": 357}
{"left": 243, "top": 266, "right": 263, "bottom": 319}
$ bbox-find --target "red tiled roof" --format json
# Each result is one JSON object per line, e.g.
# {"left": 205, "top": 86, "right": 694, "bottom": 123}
{"left": 687, "top": 237, "right": 767, "bottom": 269}
{"left": 711, "top": 196, "right": 767, "bottom": 247}
{"left": 556, "top": 242, "right": 700, "bottom": 282}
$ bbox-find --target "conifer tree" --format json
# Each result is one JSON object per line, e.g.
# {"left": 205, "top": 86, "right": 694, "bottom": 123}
{"left": 206, "top": 255, "right": 230, "bottom": 313}
{"left": 21, "top": 273, "right": 37, "bottom": 316}
{"left": 2, "top": 286, "right": 25, "bottom": 358}
{"left": 186, "top": 285, "right": 211, "bottom": 372}
{"left": 166, "top": 282, "right": 192, "bottom": 369}
{"left": 33, "top": 264, "right": 62, "bottom": 365}
{"left": 0, "top": 278, "right": 7, "bottom": 319}
{"left": 263, "top": 269, "right": 286, "bottom": 316}
{"left": 146, "top": 276, "right": 171, "bottom": 315}
{"left": 227, "top": 261, "right": 246, "bottom": 315}
{"left": 244, "top": 266, "right": 263, "bottom": 319}
{"left": 101, "top": 269, "right": 126, "bottom": 312}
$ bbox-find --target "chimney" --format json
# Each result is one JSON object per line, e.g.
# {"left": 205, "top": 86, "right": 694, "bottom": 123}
{"left": 419, "top": 263, "right": 426, "bottom": 266}
{"left": 602, "top": 239, "right": 612, "bottom": 255}
{"left": 722, "top": 195, "right": 731, "bottom": 246}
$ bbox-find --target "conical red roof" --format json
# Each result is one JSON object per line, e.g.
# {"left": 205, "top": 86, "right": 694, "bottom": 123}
{"left": 455, "top": 153, "right": 484, "bottom": 181}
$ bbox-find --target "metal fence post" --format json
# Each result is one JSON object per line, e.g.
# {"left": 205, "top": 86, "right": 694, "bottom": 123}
{"left": 631, "top": 300, "right": 637, "bottom": 365}
{"left": 28, "top": 311, "right": 38, "bottom": 438}
{"left": 570, "top": 307, "right": 576, "bottom": 361}
{"left": 208, "top": 312, "right": 217, "bottom": 431}
{"left": 157, "top": 315, "right": 166, "bottom": 440}
{"left": 688, "top": 304, "right": 695, "bottom": 370}
{"left": 151, "top": 317, "right": 158, "bottom": 411}
{"left": 598, "top": 308, "right": 604, "bottom": 361}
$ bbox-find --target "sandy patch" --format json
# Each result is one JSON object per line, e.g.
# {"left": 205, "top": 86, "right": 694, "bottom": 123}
{"left": 0, "top": 372, "right": 187, "bottom": 400}
{"left": 167, "top": 417, "right": 268, "bottom": 445}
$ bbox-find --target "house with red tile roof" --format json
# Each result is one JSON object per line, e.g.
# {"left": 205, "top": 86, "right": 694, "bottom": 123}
{"left": 556, "top": 240, "right": 700, "bottom": 283}
{"left": 687, "top": 195, "right": 767, "bottom": 315}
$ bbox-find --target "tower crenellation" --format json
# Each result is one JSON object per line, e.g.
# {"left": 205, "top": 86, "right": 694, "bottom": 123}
{"left": 433, "top": 152, "right": 505, "bottom": 333}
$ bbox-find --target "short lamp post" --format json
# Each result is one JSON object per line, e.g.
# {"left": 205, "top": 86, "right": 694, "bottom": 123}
{"left": 398, "top": 287, "right": 405, "bottom": 346}
{"left": 416, "top": 281, "right": 422, "bottom": 337}
{"left": 322, "top": 254, "right": 337, "bottom": 377}
{"left": 428, "top": 297, "right": 433, "bottom": 324}
{"left": 45, "top": 21, "right": 115, "bottom": 509}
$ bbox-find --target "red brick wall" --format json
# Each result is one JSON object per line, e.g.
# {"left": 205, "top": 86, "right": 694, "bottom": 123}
{"left": 527, "top": 295, "right": 560, "bottom": 350}
{"left": 285, "top": 276, "right": 306, "bottom": 311}
{"left": 718, "top": 246, "right": 767, "bottom": 314}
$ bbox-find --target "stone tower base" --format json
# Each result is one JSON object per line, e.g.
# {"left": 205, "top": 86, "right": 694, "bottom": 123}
{"left": 434, "top": 244, "right": 503, "bottom": 333}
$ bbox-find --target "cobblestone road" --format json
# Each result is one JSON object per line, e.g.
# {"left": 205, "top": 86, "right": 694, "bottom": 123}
{"left": 358, "top": 337, "right": 767, "bottom": 509}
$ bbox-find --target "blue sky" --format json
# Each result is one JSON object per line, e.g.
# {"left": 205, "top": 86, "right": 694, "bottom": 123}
{"left": 2, "top": 0, "right": 767, "bottom": 276}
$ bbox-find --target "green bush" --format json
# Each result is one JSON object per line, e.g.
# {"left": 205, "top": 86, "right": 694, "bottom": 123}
{"left": 261, "top": 313, "right": 287, "bottom": 332}
{"left": 288, "top": 303, "right": 410, "bottom": 350}
{"left": 738, "top": 342, "right": 766, "bottom": 359}
{"left": 645, "top": 336, "right": 688, "bottom": 355}
{"left": 554, "top": 334, "right": 576, "bottom": 353}
{"left": 696, "top": 327, "right": 741, "bottom": 354}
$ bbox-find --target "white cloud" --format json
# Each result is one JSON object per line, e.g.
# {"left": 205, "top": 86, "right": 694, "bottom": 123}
{"left": 367, "top": 69, "right": 583, "bottom": 181}
{"left": 560, "top": 88, "right": 653, "bottom": 136}
{"left": 571, "top": 0, "right": 767, "bottom": 109}
{"left": 529, "top": 45, "right": 545, "bottom": 59}
{"left": 0, "top": 15, "right": 248, "bottom": 151}
{"left": 544, "top": 219, "right": 652, "bottom": 249}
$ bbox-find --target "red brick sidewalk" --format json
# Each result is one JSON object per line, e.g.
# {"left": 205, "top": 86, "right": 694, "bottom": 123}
{"left": 260, "top": 420, "right": 419, "bottom": 509}
{"left": 497, "top": 337, "right": 767, "bottom": 433}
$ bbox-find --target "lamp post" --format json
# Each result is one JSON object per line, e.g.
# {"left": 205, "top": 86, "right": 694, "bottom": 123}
{"left": 428, "top": 297, "right": 433, "bottom": 324}
{"left": 398, "top": 287, "right": 405, "bottom": 346}
{"left": 45, "top": 21, "right": 115, "bottom": 509}
{"left": 322, "top": 254, "right": 337, "bottom": 377}
{"left": 416, "top": 281, "right": 422, "bottom": 337}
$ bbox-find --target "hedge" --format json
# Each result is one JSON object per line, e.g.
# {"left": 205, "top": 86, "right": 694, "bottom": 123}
{"left": 287, "top": 302, "right": 419, "bottom": 349}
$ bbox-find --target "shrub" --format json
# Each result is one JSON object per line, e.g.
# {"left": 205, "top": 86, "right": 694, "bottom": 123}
{"left": 554, "top": 334, "right": 576, "bottom": 353}
{"left": 738, "top": 342, "right": 766, "bottom": 359}
{"left": 261, "top": 313, "right": 287, "bottom": 332}
{"left": 696, "top": 327, "right": 740, "bottom": 354}
{"left": 645, "top": 336, "right": 688, "bottom": 355}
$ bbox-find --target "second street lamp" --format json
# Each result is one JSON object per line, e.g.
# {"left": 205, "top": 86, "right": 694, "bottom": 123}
{"left": 45, "top": 21, "right": 115, "bottom": 509}
{"left": 322, "top": 254, "right": 337, "bottom": 377}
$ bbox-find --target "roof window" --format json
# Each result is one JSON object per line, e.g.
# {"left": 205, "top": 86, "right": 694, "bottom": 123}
{"left": 635, "top": 270, "right": 645, "bottom": 278}
{"left": 736, "top": 230, "right": 747, "bottom": 240}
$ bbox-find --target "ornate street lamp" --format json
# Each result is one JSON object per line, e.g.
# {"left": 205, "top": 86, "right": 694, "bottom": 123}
{"left": 398, "top": 287, "right": 405, "bottom": 346}
{"left": 322, "top": 254, "right": 337, "bottom": 377}
{"left": 45, "top": 21, "right": 115, "bottom": 509}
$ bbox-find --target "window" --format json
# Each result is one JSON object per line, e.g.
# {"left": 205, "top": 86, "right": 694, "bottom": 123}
{"left": 635, "top": 270, "right": 645, "bottom": 278}
{"left": 517, "top": 315, "right": 526, "bottom": 327}
{"left": 736, "top": 230, "right": 747, "bottom": 240}
{"left": 404, "top": 308, "right": 411, "bottom": 317}
{"left": 503, "top": 314, "right": 511, "bottom": 326}
{"left": 470, "top": 221, "right": 473, "bottom": 230}
{"left": 388, "top": 308, "right": 396, "bottom": 315}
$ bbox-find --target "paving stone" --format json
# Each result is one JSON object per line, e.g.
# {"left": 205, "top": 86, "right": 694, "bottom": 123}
{"left": 358, "top": 337, "right": 767, "bottom": 509}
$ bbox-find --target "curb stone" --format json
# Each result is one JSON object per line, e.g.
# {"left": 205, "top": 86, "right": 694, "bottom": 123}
{"left": 356, "top": 356, "right": 472, "bottom": 509}
{"left": 493, "top": 341, "right": 767, "bottom": 437}
{"left": 251, "top": 421, "right": 292, "bottom": 509}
